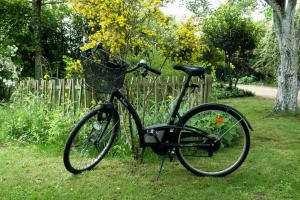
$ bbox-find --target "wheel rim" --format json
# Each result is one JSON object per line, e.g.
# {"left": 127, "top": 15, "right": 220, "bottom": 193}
{"left": 68, "top": 110, "right": 118, "bottom": 171}
{"left": 178, "top": 109, "right": 248, "bottom": 176}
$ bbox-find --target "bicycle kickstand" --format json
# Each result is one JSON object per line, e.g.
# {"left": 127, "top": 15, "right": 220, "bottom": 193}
{"left": 156, "top": 155, "right": 167, "bottom": 181}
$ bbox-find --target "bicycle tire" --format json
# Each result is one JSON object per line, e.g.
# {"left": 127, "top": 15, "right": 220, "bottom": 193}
{"left": 175, "top": 104, "right": 250, "bottom": 177}
{"left": 63, "top": 107, "right": 120, "bottom": 174}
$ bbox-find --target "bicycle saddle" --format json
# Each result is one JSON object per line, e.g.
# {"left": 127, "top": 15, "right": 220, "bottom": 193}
{"left": 173, "top": 64, "right": 205, "bottom": 77}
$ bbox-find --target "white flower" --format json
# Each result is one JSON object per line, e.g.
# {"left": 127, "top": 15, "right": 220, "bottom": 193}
{"left": 0, "top": 54, "right": 20, "bottom": 88}
{"left": 7, "top": 45, "right": 18, "bottom": 57}
{"left": 3, "top": 79, "right": 16, "bottom": 87}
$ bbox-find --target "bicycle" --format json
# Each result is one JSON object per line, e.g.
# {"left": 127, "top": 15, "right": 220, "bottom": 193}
{"left": 63, "top": 46, "right": 252, "bottom": 177}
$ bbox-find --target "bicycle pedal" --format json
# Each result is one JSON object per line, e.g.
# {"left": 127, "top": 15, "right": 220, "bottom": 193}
{"left": 93, "top": 121, "right": 102, "bottom": 131}
{"left": 167, "top": 150, "right": 175, "bottom": 162}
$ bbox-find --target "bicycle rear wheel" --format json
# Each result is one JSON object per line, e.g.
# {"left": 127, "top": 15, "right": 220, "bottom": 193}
{"left": 176, "top": 104, "right": 250, "bottom": 176}
{"left": 63, "top": 107, "right": 120, "bottom": 174}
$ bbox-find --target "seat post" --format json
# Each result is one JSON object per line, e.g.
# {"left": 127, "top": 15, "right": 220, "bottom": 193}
{"left": 168, "top": 75, "right": 192, "bottom": 124}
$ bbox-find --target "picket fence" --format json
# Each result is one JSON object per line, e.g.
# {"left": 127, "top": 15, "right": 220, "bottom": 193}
{"left": 16, "top": 76, "right": 212, "bottom": 123}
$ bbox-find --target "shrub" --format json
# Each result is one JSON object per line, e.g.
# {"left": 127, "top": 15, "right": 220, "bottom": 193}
{"left": 212, "top": 83, "right": 254, "bottom": 99}
{"left": 238, "top": 75, "right": 257, "bottom": 84}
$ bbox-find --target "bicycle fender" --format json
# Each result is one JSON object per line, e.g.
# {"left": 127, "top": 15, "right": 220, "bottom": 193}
{"left": 181, "top": 103, "right": 253, "bottom": 131}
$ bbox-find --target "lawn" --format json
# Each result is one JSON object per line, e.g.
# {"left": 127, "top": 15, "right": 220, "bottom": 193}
{"left": 0, "top": 97, "right": 300, "bottom": 200}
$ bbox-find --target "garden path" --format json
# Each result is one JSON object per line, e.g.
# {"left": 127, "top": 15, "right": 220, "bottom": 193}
{"left": 237, "top": 84, "right": 300, "bottom": 100}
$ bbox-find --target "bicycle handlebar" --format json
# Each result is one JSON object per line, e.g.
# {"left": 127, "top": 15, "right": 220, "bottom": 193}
{"left": 86, "top": 44, "right": 161, "bottom": 76}
{"left": 126, "top": 61, "right": 161, "bottom": 76}
{"left": 139, "top": 63, "right": 161, "bottom": 75}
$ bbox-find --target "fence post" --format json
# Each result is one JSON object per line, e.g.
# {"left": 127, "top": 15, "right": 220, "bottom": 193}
{"left": 204, "top": 75, "right": 212, "bottom": 103}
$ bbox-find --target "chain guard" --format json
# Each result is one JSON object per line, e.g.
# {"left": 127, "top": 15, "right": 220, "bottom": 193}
{"left": 150, "top": 145, "right": 169, "bottom": 155}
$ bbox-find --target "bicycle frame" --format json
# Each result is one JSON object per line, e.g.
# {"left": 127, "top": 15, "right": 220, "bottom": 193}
{"left": 108, "top": 75, "right": 193, "bottom": 147}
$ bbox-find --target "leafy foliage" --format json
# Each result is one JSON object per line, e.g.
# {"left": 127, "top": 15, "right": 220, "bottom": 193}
{"left": 63, "top": 56, "right": 83, "bottom": 79}
{"left": 191, "top": 112, "right": 241, "bottom": 146}
{"left": 0, "top": 0, "right": 32, "bottom": 78}
{"left": 238, "top": 75, "right": 257, "bottom": 84}
{"left": 0, "top": 36, "right": 20, "bottom": 89}
{"left": 253, "top": 10, "right": 300, "bottom": 82}
{"left": 212, "top": 82, "right": 254, "bottom": 99}
{"left": 0, "top": 0, "right": 85, "bottom": 78}
{"left": 253, "top": 26, "right": 279, "bottom": 81}
{"left": 185, "top": 0, "right": 211, "bottom": 20}
{"left": 201, "top": 3, "right": 259, "bottom": 88}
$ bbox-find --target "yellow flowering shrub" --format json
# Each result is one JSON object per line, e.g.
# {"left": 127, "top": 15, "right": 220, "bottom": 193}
{"left": 160, "top": 18, "right": 208, "bottom": 64}
{"left": 63, "top": 56, "right": 83, "bottom": 79}
{"left": 70, "top": 0, "right": 167, "bottom": 57}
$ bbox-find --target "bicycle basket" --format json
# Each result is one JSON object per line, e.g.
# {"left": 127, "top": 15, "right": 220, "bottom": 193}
{"left": 82, "top": 48, "right": 128, "bottom": 94}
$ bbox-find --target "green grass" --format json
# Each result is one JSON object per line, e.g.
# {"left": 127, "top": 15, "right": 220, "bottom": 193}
{"left": 1, "top": 97, "right": 300, "bottom": 199}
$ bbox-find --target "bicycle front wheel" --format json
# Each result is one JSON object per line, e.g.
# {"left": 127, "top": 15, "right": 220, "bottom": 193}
{"left": 63, "top": 107, "right": 120, "bottom": 174}
{"left": 176, "top": 104, "right": 250, "bottom": 176}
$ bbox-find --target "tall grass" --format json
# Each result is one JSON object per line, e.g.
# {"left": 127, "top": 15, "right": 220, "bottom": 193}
{"left": 0, "top": 90, "right": 87, "bottom": 151}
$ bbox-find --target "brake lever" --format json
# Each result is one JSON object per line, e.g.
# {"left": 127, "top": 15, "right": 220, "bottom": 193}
{"left": 141, "top": 69, "right": 148, "bottom": 78}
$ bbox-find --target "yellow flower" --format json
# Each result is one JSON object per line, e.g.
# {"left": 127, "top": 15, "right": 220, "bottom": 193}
{"left": 167, "top": 95, "right": 174, "bottom": 100}
{"left": 44, "top": 73, "right": 50, "bottom": 80}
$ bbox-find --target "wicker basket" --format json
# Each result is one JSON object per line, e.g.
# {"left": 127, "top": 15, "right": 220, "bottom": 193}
{"left": 82, "top": 49, "right": 128, "bottom": 94}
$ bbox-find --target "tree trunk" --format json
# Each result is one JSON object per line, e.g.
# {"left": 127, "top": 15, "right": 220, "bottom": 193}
{"left": 224, "top": 54, "right": 233, "bottom": 89}
{"left": 272, "top": 5, "right": 299, "bottom": 112}
{"left": 32, "top": 0, "right": 43, "bottom": 79}
{"left": 234, "top": 77, "right": 239, "bottom": 89}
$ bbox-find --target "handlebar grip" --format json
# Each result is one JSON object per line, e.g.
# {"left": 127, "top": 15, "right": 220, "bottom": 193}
{"left": 141, "top": 64, "right": 161, "bottom": 75}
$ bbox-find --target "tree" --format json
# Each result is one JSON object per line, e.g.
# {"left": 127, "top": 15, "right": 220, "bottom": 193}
{"left": 185, "top": 0, "right": 258, "bottom": 20}
{"left": 201, "top": 4, "right": 259, "bottom": 88}
{"left": 1, "top": 0, "right": 85, "bottom": 79}
{"left": 31, "top": 0, "right": 69, "bottom": 79}
{"left": 39, "top": 4, "right": 85, "bottom": 78}
{"left": 264, "top": 0, "right": 299, "bottom": 112}
{"left": 185, "top": 0, "right": 211, "bottom": 20}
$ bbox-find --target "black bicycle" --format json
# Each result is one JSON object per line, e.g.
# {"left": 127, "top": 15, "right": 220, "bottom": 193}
{"left": 63, "top": 46, "right": 252, "bottom": 177}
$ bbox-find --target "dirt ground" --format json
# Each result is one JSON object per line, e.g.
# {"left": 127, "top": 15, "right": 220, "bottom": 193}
{"left": 238, "top": 84, "right": 300, "bottom": 100}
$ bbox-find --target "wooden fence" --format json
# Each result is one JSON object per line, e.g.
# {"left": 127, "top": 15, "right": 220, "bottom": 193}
{"left": 16, "top": 76, "right": 212, "bottom": 124}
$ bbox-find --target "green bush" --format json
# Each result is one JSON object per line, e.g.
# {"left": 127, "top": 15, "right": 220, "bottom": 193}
{"left": 212, "top": 83, "right": 254, "bottom": 99}
{"left": 238, "top": 75, "right": 257, "bottom": 84}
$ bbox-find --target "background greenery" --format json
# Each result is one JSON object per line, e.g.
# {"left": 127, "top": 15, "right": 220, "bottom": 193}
{"left": 0, "top": 0, "right": 294, "bottom": 87}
